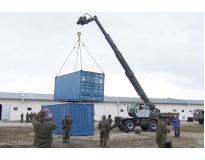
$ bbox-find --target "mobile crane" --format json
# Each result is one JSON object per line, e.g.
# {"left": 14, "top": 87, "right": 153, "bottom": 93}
{"left": 77, "top": 14, "right": 178, "bottom": 131}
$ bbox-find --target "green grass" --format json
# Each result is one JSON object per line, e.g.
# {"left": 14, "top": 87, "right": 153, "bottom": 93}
{"left": 179, "top": 125, "right": 204, "bottom": 133}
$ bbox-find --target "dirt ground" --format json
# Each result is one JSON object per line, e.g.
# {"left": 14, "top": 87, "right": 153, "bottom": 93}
{"left": 0, "top": 121, "right": 204, "bottom": 148}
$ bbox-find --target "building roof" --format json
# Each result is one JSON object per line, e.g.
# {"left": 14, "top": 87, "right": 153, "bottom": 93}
{"left": 0, "top": 92, "right": 204, "bottom": 105}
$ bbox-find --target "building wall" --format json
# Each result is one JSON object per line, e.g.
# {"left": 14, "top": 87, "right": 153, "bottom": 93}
{"left": 0, "top": 99, "right": 204, "bottom": 121}
{"left": 0, "top": 99, "right": 67, "bottom": 121}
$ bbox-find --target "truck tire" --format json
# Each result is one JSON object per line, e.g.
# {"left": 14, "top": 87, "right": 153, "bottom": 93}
{"left": 140, "top": 126, "right": 148, "bottom": 131}
{"left": 168, "top": 120, "right": 172, "bottom": 125}
{"left": 199, "top": 119, "right": 204, "bottom": 124}
{"left": 118, "top": 125, "right": 124, "bottom": 131}
{"left": 148, "top": 120, "right": 157, "bottom": 131}
{"left": 124, "top": 120, "right": 135, "bottom": 131}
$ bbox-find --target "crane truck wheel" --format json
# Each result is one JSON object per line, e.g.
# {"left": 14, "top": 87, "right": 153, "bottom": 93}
{"left": 168, "top": 120, "right": 172, "bottom": 125}
{"left": 118, "top": 125, "right": 124, "bottom": 131}
{"left": 148, "top": 120, "right": 157, "bottom": 131}
{"left": 199, "top": 120, "right": 203, "bottom": 124}
{"left": 124, "top": 120, "right": 135, "bottom": 131}
{"left": 140, "top": 126, "right": 148, "bottom": 131}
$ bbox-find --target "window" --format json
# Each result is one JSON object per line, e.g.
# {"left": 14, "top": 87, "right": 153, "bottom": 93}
{"left": 27, "top": 108, "right": 32, "bottom": 111}
{"left": 173, "top": 109, "right": 177, "bottom": 112}
{"left": 139, "top": 104, "right": 144, "bottom": 110}
{"left": 182, "top": 110, "right": 184, "bottom": 112}
{"left": 189, "top": 110, "right": 192, "bottom": 112}
{"left": 13, "top": 107, "right": 18, "bottom": 111}
{"left": 120, "top": 109, "right": 124, "bottom": 112}
{"left": 145, "top": 105, "right": 149, "bottom": 110}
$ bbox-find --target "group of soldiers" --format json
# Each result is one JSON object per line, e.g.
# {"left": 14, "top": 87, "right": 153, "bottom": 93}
{"left": 20, "top": 112, "right": 37, "bottom": 123}
{"left": 98, "top": 114, "right": 112, "bottom": 147}
{"left": 61, "top": 113, "right": 112, "bottom": 147}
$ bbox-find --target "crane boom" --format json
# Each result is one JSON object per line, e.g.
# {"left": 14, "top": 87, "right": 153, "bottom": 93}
{"left": 77, "top": 15, "right": 151, "bottom": 104}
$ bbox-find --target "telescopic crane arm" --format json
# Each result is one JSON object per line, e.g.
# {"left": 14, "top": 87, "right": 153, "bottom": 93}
{"left": 77, "top": 14, "right": 152, "bottom": 105}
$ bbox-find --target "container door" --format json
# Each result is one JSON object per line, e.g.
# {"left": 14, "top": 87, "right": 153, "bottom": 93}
{"left": 80, "top": 72, "right": 92, "bottom": 101}
{"left": 135, "top": 104, "right": 145, "bottom": 118}
{"left": 92, "top": 73, "right": 104, "bottom": 102}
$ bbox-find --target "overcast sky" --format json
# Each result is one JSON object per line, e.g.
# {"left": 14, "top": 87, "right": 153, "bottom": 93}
{"left": 0, "top": 12, "right": 204, "bottom": 100}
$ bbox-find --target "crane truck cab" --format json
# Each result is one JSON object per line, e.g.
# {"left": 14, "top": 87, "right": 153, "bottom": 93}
{"left": 128, "top": 102, "right": 159, "bottom": 118}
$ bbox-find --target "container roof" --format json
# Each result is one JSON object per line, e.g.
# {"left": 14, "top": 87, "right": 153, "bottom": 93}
{"left": 0, "top": 92, "right": 203, "bottom": 105}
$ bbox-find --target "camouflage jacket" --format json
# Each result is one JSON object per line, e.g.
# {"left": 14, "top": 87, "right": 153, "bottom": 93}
{"left": 26, "top": 113, "right": 30, "bottom": 119}
{"left": 31, "top": 114, "right": 57, "bottom": 148}
{"left": 106, "top": 117, "right": 112, "bottom": 126}
{"left": 156, "top": 119, "right": 167, "bottom": 144}
{"left": 30, "top": 113, "right": 33, "bottom": 119}
{"left": 62, "top": 117, "right": 73, "bottom": 129}
{"left": 98, "top": 119, "right": 110, "bottom": 132}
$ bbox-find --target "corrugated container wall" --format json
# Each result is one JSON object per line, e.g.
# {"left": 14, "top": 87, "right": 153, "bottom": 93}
{"left": 41, "top": 103, "right": 94, "bottom": 136}
{"left": 54, "top": 70, "right": 104, "bottom": 102}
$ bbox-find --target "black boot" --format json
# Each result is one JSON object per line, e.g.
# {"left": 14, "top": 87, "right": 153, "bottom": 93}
{"left": 100, "top": 143, "right": 103, "bottom": 147}
{"left": 104, "top": 144, "right": 107, "bottom": 148}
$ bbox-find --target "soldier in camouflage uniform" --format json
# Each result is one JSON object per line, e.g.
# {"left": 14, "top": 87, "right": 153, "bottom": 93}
{"left": 32, "top": 109, "right": 57, "bottom": 148}
{"left": 106, "top": 114, "right": 112, "bottom": 140}
{"left": 20, "top": 113, "right": 24, "bottom": 123}
{"left": 156, "top": 113, "right": 168, "bottom": 148}
{"left": 98, "top": 115, "right": 110, "bottom": 147}
{"left": 26, "top": 112, "right": 30, "bottom": 123}
{"left": 30, "top": 112, "right": 33, "bottom": 123}
{"left": 62, "top": 114, "right": 73, "bottom": 143}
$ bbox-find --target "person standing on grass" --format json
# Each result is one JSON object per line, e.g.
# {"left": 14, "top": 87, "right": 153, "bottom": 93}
{"left": 20, "top": 113, "right": 24, "bottom": 123}
{"left": 32, "top": 109, "right": 57, "bottom": 148}
{"left": 173, "top": 114, "right": 180, "bottom": 138}
{"left": 156, "top": 113, "right": 168, "bottom": 148}
{"left": 98, "top": 115, "right": 110, "bottom": 147}
{"left": 62, "top": 114, "right": 73, "bottom": 144}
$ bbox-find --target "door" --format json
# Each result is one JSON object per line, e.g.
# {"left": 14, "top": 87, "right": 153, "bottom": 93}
{"left": 92, "top": 73, "right": 104, "bottom": 102}
{"left": 80, "top": 72, "right": 92, "bottom": 101}
{"left": 1, "top": 104, "right": 10, "bottom": 120}
{"left": 135, "top": 104, "right": 145, "bottom": 118}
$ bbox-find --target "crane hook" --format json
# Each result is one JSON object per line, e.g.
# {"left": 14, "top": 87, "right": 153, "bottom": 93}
{"left": 77, "top": 32, "right": 81, "bottom": 38}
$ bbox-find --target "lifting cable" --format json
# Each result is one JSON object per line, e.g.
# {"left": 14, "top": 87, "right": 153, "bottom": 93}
{"left": 103, "top": 102, "right": 107, "bottom": 116}
{"left": 80, "top": 39, "right": 104, "bottom": 74}
{"left": 75, "top": 32, "right": 83, "bottom": 72}
{"left": 80, "top": 102, "right": 102, "bottom": 118}
{"left": 56, "top": 41, "right": 78, "bottom": 77}
{"left": 56, "top": 31, "right": 104, "bottom": 76}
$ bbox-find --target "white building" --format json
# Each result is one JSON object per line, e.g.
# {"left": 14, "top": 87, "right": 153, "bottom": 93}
{"left": 0, "top": 92, "right": 204, "bottom": 121}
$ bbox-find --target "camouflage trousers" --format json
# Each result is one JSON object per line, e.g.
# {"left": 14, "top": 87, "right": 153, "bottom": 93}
{"left": 63, "top": 128, "right": 71, "bottom": 142}
{"left": 100, "top": 130, "right": 108, "bottom": 145}
{"left": 158, "top": 144, "right": 166, "bottom": 148}
{"left": 107, "top": 130, "right": 110, "bottom": 139}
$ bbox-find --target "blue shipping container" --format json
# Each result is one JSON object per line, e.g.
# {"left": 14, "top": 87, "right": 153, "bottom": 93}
{"left": 41, "top": 103, "right": 94, "bottom": 136}
{"left": 54, "top": 70, "right": 104, "bottom": 102}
